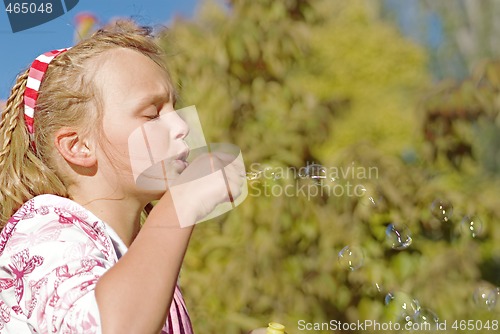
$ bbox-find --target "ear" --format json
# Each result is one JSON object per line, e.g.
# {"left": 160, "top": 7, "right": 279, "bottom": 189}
{"left": 54, "top": 127, "right": 96, "bottom": 168}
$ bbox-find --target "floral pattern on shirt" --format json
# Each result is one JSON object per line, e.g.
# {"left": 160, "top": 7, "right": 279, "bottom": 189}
{"left": 0, "top": 194, "right": 193, "bottom": 334}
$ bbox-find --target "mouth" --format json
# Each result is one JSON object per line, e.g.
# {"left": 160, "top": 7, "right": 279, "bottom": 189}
{"left": 175, "top": 147, "right": 190, "bottom": 170}
{"left": 177, "top": 148, "right": 190, "bottom": 163}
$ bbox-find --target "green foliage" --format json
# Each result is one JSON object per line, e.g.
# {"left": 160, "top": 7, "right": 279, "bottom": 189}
{"left": 159, "top": 0, "right": 500, "bottom": 333}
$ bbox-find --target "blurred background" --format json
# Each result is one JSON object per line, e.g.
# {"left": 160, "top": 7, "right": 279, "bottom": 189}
{"left": 3, "top": 0, "right": 500, "bottom": 333}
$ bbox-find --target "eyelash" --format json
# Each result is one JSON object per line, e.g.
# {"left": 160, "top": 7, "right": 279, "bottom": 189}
{"left": 146, "top": 114, "right": 160, "bottom": 120}
{"left": 144, "top": 98, "right": 175, "bottom": 120}
{"left": 145, "top": 106, "right": 161, "bottom": 120}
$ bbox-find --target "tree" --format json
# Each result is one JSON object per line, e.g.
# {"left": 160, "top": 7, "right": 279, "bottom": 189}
{"left": 160, "top": 1, "right": 499, "bottom": 333}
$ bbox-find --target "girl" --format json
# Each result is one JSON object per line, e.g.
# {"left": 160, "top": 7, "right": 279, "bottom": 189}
{"left": 0, "top": 20, "right": 242, "bottom": 333}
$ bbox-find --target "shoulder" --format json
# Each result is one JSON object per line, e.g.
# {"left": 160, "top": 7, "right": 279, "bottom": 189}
{"left": 3, "top": 194, "right": 89, "bottom": 226}
{"left": 0, "top": 196, "right": 114, "bottom": 332}
{"left": 0, "top": 194, "right": 116, "bottom": 261}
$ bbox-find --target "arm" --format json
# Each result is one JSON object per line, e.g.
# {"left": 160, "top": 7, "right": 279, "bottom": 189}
{"left": 95, "top": 151, "right": 244, "bottom": 334}
{"left": 95, "top": 191, "right": 194, "bottom": 334}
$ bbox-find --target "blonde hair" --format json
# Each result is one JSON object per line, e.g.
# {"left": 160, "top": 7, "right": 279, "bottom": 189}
{"left": 0, "top": 20, "right": 171, "bottom": 227}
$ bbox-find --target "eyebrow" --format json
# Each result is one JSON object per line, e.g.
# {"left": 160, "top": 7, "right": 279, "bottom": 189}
{"left": 134, "top": 90, "right": 177, "bottom": 112}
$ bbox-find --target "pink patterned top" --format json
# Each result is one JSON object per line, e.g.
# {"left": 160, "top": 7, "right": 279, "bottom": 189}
{"left": 0, "top": 194, "right": 193, "bottom": 334}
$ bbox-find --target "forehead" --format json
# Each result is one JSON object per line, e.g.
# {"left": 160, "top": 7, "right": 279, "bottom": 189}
{"left": 93, "top": 48, "right": 172, "bottom": 105}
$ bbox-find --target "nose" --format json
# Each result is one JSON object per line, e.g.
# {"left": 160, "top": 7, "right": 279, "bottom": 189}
{"left": 172, "top": 111, "right": 190, "bottom": 140}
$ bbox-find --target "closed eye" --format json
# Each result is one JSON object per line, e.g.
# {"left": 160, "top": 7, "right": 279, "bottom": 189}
{"left": 144, "top": 105, "right": 161, "bottom": 120}
{"left": 145, "top": 113, "right": 160, "bottom": 120}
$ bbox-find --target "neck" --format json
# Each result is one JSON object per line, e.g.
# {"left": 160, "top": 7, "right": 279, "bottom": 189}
{"left": 69, "top": 190, "right": 144, "bottom": 247}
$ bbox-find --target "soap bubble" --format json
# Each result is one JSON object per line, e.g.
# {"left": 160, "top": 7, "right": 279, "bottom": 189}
{"left": 385, "top": 223, "right": 412, "bottom": 250}
{"left": 384, "top": 292, "right": 421, "bottom": 323}
{"left": 384, "top": 292, "right": 395, "bottom": 305}
{"left": 430, "top": 199, "right": 453, "bottom": 222}
{"left": 299, "top": 163, "right": 327, "bottom": 183}
{"left": 246, "top": 171, "right": 261, "bottom": 180}
{"left": 460, "top": 215, "right": 485, "bottom": 239}
{"left": 366, "top": 282, "right": 385, "bottom": 298}
{"left": 338, "top": 245, "right": 364, "bottom": 271}
{"left": 261, "top": 167, "right": 274, "bottom": 179}
{"left": 414, "top": 308, "right": 439, "bottom": 329}
{"left": 473, "top": 282, "right": 498, "bottom": 310}
{"left": 488, "top": 288, "right": 500, "bottom": 312}
{"left": 358, "top": 185, "right": 377, "bottom": 207}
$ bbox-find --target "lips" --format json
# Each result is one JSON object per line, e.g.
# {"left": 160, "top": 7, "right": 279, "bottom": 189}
{"left": 177, "top": 148, "right": 190, "bottom": 163}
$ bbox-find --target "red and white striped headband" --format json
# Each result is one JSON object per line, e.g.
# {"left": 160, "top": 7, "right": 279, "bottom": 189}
{"left": 23, "top": 48, "right": 70, "bottom": 138}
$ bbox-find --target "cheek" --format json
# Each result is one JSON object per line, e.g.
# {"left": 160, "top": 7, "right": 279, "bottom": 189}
{"left": 126, "top": 120, "right": 176, "bottom": 186}
{"left": 98, "top": 121, "right": 138, "bottom": 171}
{"left": 106, "top": 131, "right": 132, "bottom": 160}
{"left": 136, "top": 120, "right": 174, "bottom": 161}
{"left": 104, "top": 116, "right": 139, "bottom": 150}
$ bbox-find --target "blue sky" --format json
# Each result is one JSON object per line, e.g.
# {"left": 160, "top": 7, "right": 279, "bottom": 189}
{"left": 0, "top": 0, "right": 199, "bottom": 99}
